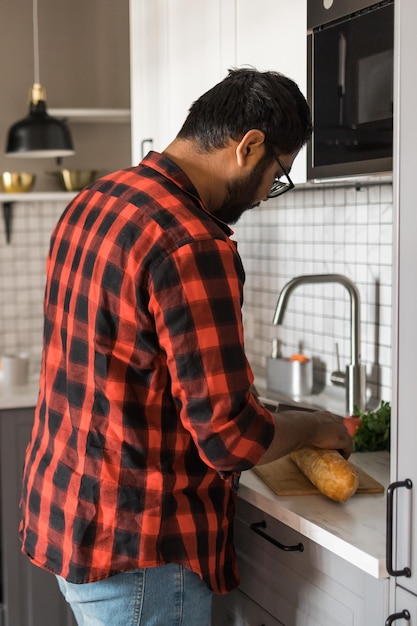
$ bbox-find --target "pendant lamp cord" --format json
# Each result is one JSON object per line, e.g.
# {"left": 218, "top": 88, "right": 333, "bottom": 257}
{"left": 33, "top": 0, "right": 40, "bottom": 84}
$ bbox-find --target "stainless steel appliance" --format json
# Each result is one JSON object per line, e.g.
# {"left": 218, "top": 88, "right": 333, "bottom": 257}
{"left": 307, "top": 0, "right": 394, "bottom": 181}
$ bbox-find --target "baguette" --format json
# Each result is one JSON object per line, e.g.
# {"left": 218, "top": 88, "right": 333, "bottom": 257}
{"left": 290, "top": 446, "right": 359, "bottom": 502}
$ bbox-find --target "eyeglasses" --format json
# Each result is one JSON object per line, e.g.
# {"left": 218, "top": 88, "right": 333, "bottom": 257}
{"left": 267, "top": 153, "right": 295, "bottom": 199}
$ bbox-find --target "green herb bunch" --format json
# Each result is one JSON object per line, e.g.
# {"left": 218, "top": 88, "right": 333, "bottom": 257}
{"left": 352, "top": 400, "right": 391, "bottom": 452}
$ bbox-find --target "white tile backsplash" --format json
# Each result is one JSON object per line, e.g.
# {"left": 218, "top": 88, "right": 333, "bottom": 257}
{"left": 0, "top": 183, "right": 393, "bottom": 408}
{"left": 0, "top": 200, "right": 65, "bottom": 365}
{"left": 235, "top": 182, "right": 393, "bottom": 407}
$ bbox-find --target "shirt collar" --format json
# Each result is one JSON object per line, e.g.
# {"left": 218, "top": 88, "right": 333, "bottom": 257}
{"left": 139, "top": 151, "right": 233, "bottom": 237}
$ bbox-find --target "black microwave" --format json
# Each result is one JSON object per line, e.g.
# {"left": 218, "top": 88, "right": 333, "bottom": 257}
{"left": 307, "top": 0, "right": 394, "bottom": 181}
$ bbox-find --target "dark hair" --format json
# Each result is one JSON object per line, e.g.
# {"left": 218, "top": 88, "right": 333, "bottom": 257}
{"left": 177, "top": 67, "right": 312, "bottom": 156}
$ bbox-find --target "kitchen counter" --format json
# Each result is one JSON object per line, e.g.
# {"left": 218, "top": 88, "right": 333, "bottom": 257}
{"left": 0, "top": 373, "right": 390, "bottom": 581}
{"left": 0, "top": 374, "right": 39, "bottom": 409}
{"left": 0, "top": 381, "right": 39, "bottom": 409}
{"left": 239, "top": 450, "right": 390, "bottom": 579}
{"left": 245, "top": 375, "right": 390, "bottom": 578}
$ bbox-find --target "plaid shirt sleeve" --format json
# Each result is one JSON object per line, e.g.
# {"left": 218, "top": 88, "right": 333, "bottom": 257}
{"left": 150, "top": 236, "right": 274, "bottom": 473}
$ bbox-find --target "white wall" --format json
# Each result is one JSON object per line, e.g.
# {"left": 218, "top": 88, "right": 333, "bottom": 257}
{"left": 0, "top": 0, "right": 131, "bottom": 189}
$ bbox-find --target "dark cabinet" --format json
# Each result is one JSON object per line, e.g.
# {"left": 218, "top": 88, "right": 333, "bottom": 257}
{"left": 0, "top": 408, "right": 75, "bottom": 626}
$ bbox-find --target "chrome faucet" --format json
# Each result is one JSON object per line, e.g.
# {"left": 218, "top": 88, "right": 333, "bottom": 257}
{"left": 272, "top": 274, "right": 366, "bottom": 415}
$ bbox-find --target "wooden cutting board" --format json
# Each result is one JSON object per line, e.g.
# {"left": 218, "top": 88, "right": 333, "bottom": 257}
{"left": 253, "top": 454, "right": 384, "bottom": 497}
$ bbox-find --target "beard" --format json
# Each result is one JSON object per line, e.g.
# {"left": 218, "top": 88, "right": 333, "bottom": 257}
{"left": 214, "top": 153, "right": 271, "bottom": 225}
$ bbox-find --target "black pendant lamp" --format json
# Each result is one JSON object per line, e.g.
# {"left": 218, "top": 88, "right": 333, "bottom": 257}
{"left": 6, "top": 0, "right": 74, "bottom": 158}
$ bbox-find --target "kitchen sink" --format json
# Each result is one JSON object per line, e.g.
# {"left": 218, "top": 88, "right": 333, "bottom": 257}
{"left": 259, "top": 384, "right": 347, "bottom": 417}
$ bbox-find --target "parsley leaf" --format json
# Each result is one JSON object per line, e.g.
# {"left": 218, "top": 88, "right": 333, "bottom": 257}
{"left": 352, "top": 401, "right": 391, "bottom": 452}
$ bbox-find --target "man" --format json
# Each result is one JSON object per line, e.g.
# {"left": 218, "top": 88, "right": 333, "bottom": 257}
{"left": 20, "top": 68, "right": 351, "bottom": 625}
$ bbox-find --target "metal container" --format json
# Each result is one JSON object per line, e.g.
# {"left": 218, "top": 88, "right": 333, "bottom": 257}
{"left": 49, "top": 169, "right": 97, "bottom": 191}
{"left": 1, "top": 172, "right": 35, "bottom": 193}
{"left": 267, "top": 356, "right": 313, "bottom": 400}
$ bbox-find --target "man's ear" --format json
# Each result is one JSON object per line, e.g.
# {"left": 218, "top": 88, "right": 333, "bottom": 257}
{"left": 236, "top": 129, "right": 266, "bottom": 167}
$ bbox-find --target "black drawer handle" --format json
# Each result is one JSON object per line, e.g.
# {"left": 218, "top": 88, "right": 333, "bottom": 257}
{"left": 250, "top": 520, "right": 304, "bottom": 552}
{"left": 386, "top": 479, "right": 413, "bottom": 577}
{"left": 385, "top": 609, "right": 410, "bottom": 625}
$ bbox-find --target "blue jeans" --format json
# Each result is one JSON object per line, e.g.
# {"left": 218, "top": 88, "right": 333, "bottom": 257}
{"left": 56, "top": 564, "right": 213, "bottom": 626}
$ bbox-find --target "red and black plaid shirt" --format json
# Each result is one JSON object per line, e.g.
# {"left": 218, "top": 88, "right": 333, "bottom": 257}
{"left": 20, "top": 152, "right": 274, "bottom": 593}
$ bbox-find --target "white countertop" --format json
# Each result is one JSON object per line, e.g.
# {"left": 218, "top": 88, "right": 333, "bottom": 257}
{"left": 0, "top": 379, "right": 39, "bottom": 409}
{"left": 0, "top": 367, "right": 39, "bottom": 409}
{"left": 248, "top": 375, "right": 390, "bottom": 579}
{"left": 239, "top": 450, "right": 390, "bottom": 579}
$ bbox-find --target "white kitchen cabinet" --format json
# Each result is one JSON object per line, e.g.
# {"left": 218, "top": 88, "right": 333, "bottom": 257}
{"left": 389, "top": 587, "right": 417, "bottom": 625}
{"left": 0, "top": 408, "right": 76, "bottom": 626}
{"left": 129, "top": 0, "right": 169, "bottom": 160}
{"left": 129, "top": 0, "right": 307, "bottom": 180}
{"left": 212, "top": 588, "right": 284, "bottom": 626}
{"left": 389, "top": 0, "right": 417, "bottom": 620}
{"left": 214, "top": 499, "right": 389, "bottom": 626}
{"left": 234, "top": 0, "right": 307, "bottom": 183}
{"left": 129, "top": 0, "right": 235, "bottom": 162}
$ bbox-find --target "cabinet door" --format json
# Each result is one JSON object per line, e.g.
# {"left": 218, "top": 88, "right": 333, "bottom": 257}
{"left": 129, "top": 0, "right": 169, "bottom": 162}
{"left": 164, "top": 0, "right": 235, "bottom": 150}
{"left": 392, "top": 0, "right": 417, "bottom": 603}
{"left": 235, "top": 499, "right": 388, "bottom": 626}
{"left": 130, "top": 0, "right": 308, "bottom": 178}
{"left": 129, "top": 0, "right": 235, "bottom": 163}
{"left": 212, "top": 588, "right": 284, "bottom": 626}
{"left": 235, "top": 0, "right": 307, "bottom": 183}
{"left": 0, "top": 409, "right": 76, "bottom": 626}
{"left": 388, "top": 586, "right": 417, "bottom": 625}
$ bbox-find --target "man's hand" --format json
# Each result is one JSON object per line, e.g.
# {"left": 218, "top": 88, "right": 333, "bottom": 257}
{"left": 257, "top": 407, "right": 352, "bottom": 465}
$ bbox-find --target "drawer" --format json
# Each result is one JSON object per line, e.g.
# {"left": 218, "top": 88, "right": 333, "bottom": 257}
{"left": 234, "top": 499, "right": 388, "bottom": 626}
{"left": 212, "top": 588, "right": 284, "bottom": 626}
